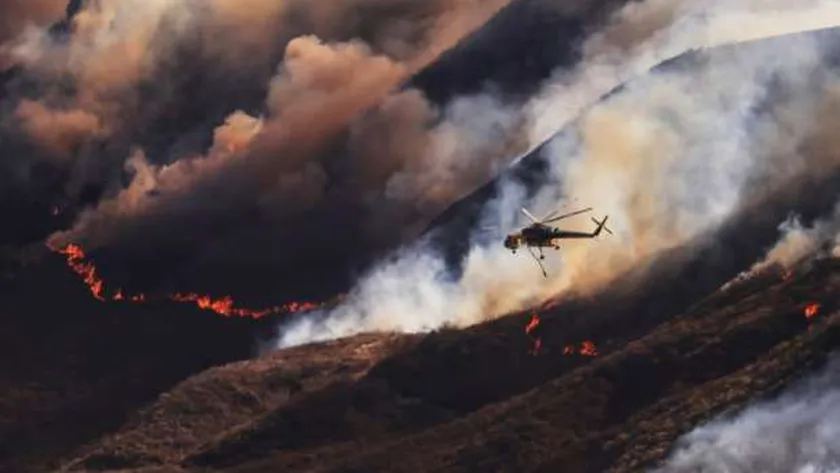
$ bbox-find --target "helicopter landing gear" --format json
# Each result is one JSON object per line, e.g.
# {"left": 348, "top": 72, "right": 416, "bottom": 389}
{"left": 526, "top": 246, "right": 548, "bottom": 277}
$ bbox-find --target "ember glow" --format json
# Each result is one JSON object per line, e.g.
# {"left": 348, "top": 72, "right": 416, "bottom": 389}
{"left": 51, "top": 243, "right": 320, "bottom": 318}
{"left": 804, "top": 302, "right": 821, "bottom": 319}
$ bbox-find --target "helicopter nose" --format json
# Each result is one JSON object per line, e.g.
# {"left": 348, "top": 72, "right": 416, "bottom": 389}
{"left": 504, "top": 236, "right": 518, "bottom": 249}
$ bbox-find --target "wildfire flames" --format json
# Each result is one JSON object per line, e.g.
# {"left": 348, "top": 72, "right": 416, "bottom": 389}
{"left": 525, "top": 313, "right": 542, "bottom": 355}
{"left": 523, "top": 312, "right": 599, "bottom": 357}
{"left": 804, "top": 302, "right": 821, "bottom": 320}
{"left": 52, "top": 243, "right": 321, "bottom": 318}
{"left": 563, "top": 341, "right": 599, "bottom": 357}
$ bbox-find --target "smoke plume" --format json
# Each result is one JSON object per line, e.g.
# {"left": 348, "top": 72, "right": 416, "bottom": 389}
{"left": 525, "top": 0, "right": 840, "bottom": 148}
{"left": 0, "top": 0, "right": 66, "bottom": 69}
{"left": 654, "top": 353, "right": 840, "bottom": 472}
{"left": 0, "top": 0, "right": 521, "bottom": 297}
{"left": 274, "top": 0, "right": 840, "bottom": 348}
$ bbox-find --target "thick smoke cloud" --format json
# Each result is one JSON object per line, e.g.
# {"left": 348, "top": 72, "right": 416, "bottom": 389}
{"left": 0, "top": 0, "right": 66, "bottom": 69}
{"left": 47, "top": 35, "right": 409, "bottom": 249}
{"left": 275, "top": 0, "right": 840, "bottom": 348}
{"left": 654, "top": 353, "right": 840, "bottom": 472}
{"left": 14, "top": 99, "right": 104, "bottom": 159}
{"left": 0, "top": 0, "right": 515, "bottom": 180}
{"left": 525, "top": 0, "right": 840, "bottom": 148}
{"left": 1, "top": 0, "right": 519, "bottom": 296}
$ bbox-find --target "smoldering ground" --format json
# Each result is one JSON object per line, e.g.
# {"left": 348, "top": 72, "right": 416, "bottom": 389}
{"left": 274, "top": 1, "right": 840, "bottom": 348}
{"left": 654, "top": 353, "right": 840, "bottom": 473}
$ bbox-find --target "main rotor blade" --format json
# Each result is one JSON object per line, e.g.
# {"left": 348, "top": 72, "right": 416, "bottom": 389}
{"left": 521, "top": 207, "right": 540, "bottom": 224}
{"left": 542, "top": 207, "right": 593, "bottom": 223}
{"left": 541, "top": 209, "right": 559, "bottom": 222}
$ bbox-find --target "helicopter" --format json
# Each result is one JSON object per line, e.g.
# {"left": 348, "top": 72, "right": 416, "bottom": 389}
{"left": 503, "top": 206, "right": 612, "bottom": 277}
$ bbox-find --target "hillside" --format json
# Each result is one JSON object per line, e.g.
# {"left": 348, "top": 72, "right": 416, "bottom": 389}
{"left": 39, "top": 255, "right": 840, "bottom": 472}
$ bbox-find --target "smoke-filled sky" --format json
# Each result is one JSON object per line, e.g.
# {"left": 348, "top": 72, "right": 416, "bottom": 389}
{"left": 654, "top": 353, "right": 840, "bottom": 472}
{"left": 0, "top": 0, "right": 66, "bottom": 68}
{"left": 0, "top": 0, "right": 520, "bottom": 299}
{"left": 275, "top": 0, "right": 840, "bottom": 348}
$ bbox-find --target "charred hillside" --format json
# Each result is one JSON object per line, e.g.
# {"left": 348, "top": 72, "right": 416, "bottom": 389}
{"left": 39, "top": 249, "right": 840, "bottom": 473}
{"left": 0, "top": 250, "right": 268, "bottom": 473}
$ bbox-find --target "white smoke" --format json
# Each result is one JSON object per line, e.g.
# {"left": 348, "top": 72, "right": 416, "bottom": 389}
{"left": 653, "top": 353, "right": 840, "bottom": 473}
{"left": 524, "top": 0, "right": 840, "bottom": 149}
{"left": 738, "top": 197, "right": 840, "bottom": 282}
{"left": 273, "top": 0, "right": 840, "bottom": 349}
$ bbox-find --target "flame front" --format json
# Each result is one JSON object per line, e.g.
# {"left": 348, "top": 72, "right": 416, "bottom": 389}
{"left": 51, "top": 243, "right": 321, "bottom": 318}
{"left": 57, "top": 244, "right": 106, "bottom": 301}
{"left": 804, "top": 302, "right": 821, "bottom": 319}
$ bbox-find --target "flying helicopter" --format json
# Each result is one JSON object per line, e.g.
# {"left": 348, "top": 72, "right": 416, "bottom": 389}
{"left": 503, "top": 206, "right": 612, "bottom": 277}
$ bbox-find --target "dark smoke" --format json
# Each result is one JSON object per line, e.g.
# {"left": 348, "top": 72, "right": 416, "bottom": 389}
{"left": 0, "top": 0, "right": 523, "bottom": 302}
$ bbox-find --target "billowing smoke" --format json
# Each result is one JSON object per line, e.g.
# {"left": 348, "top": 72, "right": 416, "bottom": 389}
{"left": 1, "top": 0, "right": 521, "bottom": 297}
{"left": 0, "top": 0, "right": 66, "bottom": 69}
{"left": 746, "top": 202, "right": 840, "bottom": 277}
{"left": 274, "top": 0, "right": 840, "bottom": 348}
{"left": 525, "top": 0, "right": 840, "bottom": 147}
{"left": 653, "top": 353, "right": 840, "bottom": 472}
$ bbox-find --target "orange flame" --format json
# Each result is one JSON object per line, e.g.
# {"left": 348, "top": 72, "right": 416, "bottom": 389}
{"left": 580, "top": 341, "right": 598, "bottom": 357}
{"left": 524, "top": 313, "right": 542, "bottom": 355}
{"left": 56, "top": 244, "right": 106, "bottom": 301}
{"left": 51, "top": 243, "right": 322, "bottom": 318}
{"left": 563, "top": 341, "right": 599, "bottom": 357}
{"left": 525, "top": 313, "right": 540, "bottom": 334}
{"left": 804, "top": 302, "right": 821, "bottom": 320}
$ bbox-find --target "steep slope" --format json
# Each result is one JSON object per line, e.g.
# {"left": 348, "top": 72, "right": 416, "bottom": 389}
{"left": 59, "top": 334, "right": 419, "bottom": 471}
{"left": 0, "top": 251, "right": 266, "bottom": 473}
{"left": 51, "top": 256, "right": 840, "bottom": 472}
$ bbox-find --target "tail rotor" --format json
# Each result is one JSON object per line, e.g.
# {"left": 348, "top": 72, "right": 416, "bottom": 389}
{"left": 591, "top": 216, "right": 613, "bottom": 236}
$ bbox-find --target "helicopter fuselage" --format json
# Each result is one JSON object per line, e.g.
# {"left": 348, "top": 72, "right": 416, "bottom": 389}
{"left": 520, "top": 224, "right": 559, "bottom": 246}
{"left": 504, "top": 224, "right": 561, "bottom": 251}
